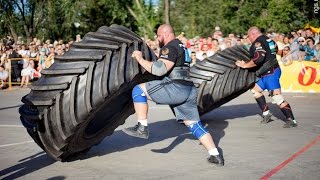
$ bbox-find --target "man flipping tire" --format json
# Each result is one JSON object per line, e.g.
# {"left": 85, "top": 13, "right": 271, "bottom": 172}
{"left": 122, "top": 24, "right": 224, "bottom": 166}
{"left": 235, "top": 26, "right": 297, "bottom": 128}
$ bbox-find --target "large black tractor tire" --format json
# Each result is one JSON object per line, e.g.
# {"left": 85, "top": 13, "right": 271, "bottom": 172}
{"left": 190, "top": 45, "right": 256, "bottom": 115}
{"left": 19, "top": 25, "right": 157, "bottom": 161}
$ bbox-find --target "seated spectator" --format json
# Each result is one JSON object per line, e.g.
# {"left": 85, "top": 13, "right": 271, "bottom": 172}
{"left": 0, "top": 65, "right": 8, "bottom": 89}
{"left": 299, "top": 37, "right": 317, "bottom": 61}
{"left": 281, "top": 46, "right": 293, "bottom": 66}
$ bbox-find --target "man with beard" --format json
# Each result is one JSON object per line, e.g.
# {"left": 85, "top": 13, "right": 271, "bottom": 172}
{"left": 122, "top": 24, "right": 224, "bottom": 166}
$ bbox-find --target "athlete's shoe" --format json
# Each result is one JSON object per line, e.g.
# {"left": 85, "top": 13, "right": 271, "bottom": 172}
{"left": 207, "top": 155, "right": 224, "bottom": 166}
{"left": 122, "top": 122, "right": 149, "bottom": 139}
{"left": 261, "top": 112, "right": 273, "bottom": 124}
{"left": 283, "top": 119, "right": 298, "bottom": 128}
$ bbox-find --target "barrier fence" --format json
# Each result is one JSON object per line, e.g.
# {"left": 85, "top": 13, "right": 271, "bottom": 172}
{"left": 3, "top": 57, "right": 38, "bottom": 90}
{"left": 1, "top": 58, "right": 320, "bottom": 93}
{"left": 280, "top": 61, "right": 320, "bottom": 93}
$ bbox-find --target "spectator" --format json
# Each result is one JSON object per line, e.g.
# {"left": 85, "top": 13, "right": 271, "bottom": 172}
{"left": 196, "top": 43, "right": 214, "bottom": 61}
{"left": 6, "top": 45, "right": 22, "bottom": 82}
{"left": 299, "top": 37, "right": 317, "bottom": 61}
{"left": 305, "top": 28, "right": 314, "bottom": 38}
{"left": 287, "top": 34, "right": 300, "bottom": 60}
{"left": 225, "top": 39, "right": 232, "bottom": 48}
{"left": 0, "top": 65, "right": 9, "bottom": 89}
{"left": 20, "top": 54, "right": 33, "bottom": 88}
{"left": 190, "top": 51, "right": 200, "bottom": 66}
{"left": 275, "top": 33, "right": 285, "bottom": 60}
{"left": 297, "top": 37, "right": 306, "bottom": 60}
{"left": 75, "top": 34, "right": 82, "bottom": 42}
{"left": 211, "top": 38, "right": 220, "bottom": 53}
{"left": 283, "top": 36, "right": 290, "bottom": 47}
{"left": 312, "top": 43, "right": 320, "bottom": 62}
{"left": 281, "top": 46, "right": 293, "bottom": 66}
{"left": 38, "top": 47, "right": 47, "bottom": 71}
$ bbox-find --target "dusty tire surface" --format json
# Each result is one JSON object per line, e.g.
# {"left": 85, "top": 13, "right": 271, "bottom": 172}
{"left": 19, "top": 25, "right": 157, "bottom": 161}
{"left": 190, "top": 45, "right": 256, "bottom": 115}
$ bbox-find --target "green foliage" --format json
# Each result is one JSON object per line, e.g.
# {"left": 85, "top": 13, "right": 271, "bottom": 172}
{"left": 1, "top": 0, "right": 319, "bottom": 42}
{"left": 127, "top": 0, "right": 160, "bottom": 39}
{"left": 167, "top": 0, "right": 319, "bottom": 38}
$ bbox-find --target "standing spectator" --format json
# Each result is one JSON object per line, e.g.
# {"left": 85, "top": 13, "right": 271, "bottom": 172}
{"left": 76, "top": 34, "right": 82, "bottom": 42}
{"left": 305, "top": 28, "right": 314, "bottom": 39}
{"left": 281, "top": 46, "right": 293, "bottom": 66}
{"left": 283, "top": 36, "right": 290, "bottom": 47}
{"left": 0, "top": 65, "right": 9, "bottom": 89}
{"left": 196, "top": 43, "right": 214, "bottom": 61}
{"left": 6, "top": 45, "right": 22, "bottom": 82}
{"left": 275, "top": 33, "right": 285, "bottom": 60}
{"left": 20, "top": 54, "right": 33, "bottom": 88}
{"left": 312, "top": 43, "right": 320, "bottom": 62}
{"left": 190, "top": 51, "right": 200, "bottom": 66}
{"left": 38, "top": 48, "right": 47, "bottom": 71}
{"left": 288, "top": 34, "right": 301, "bottom": 60}
{"left": 299, "top": 37, "right": 317, "bottom": 61}
{"left": 211, "top": 38, "right": 220, "bottom": 53}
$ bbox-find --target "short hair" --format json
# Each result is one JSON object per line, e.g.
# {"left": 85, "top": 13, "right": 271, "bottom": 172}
{"left": 287, "top": 34, "right": 294, "bottom": 39}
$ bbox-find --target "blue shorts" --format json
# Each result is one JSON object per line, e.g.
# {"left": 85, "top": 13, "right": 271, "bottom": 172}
{"left": 146, "top": 77, "right": 200, "bottom": 121}
{"left": 257, "top": 67, "right": 281, "bottom": 91}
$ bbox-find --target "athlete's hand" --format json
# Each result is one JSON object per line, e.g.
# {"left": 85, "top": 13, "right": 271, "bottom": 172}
{"left": 132, "top": 50, "right": 143, "bottom": 62}
{"left": 235, "top": 60, "right": 244, "bottom": 68}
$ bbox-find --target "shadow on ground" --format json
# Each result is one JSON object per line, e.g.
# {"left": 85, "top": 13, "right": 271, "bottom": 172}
{"left": 72, "top": 102, "right": 286, "bottom": 160}
{"left": 0, "top": 151, "right": 57, "bottom": 179}
{"left": 0, "top": 103, "right": 286, "bottom": 178}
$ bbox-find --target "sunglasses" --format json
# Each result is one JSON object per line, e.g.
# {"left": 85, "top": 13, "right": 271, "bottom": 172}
{"left": 283, "top": 49, "right": 289, "bottom": 51}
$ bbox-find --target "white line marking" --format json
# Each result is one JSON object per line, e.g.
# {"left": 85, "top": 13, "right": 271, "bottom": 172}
{"left": 0, "top": 125, "right": 24, "bottom": 128}
{"left": 0, "top": 141, "right": 33, "bottom": 148}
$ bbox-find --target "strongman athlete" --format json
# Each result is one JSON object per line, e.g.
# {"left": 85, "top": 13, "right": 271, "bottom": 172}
{"left": 122, "top": 24, "right": 224, "bottom": 166}
{"left": 235, "top": 26, "right": 297, "bottom": 128}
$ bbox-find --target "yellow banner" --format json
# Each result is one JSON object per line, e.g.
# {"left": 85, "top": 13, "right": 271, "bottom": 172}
{"left": 280, "top": 61, "right": 320, "bottom": 93}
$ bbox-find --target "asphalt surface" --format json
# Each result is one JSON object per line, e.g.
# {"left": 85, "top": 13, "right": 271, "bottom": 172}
{"left": 0, "top": 87, "right": 319, "bottom": 180}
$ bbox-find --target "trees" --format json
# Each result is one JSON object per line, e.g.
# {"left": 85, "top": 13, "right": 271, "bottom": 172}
{"left": 0, "top": 0, "right": 319, "bottom": 42}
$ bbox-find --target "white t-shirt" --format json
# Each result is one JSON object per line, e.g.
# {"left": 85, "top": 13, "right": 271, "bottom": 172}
{"left": 0, "top": 70, "right": 8, "bottom": 80}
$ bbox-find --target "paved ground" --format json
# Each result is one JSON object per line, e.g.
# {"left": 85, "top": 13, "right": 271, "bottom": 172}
{"left": 0, "top": 87, "right": 319, "bottom": 180}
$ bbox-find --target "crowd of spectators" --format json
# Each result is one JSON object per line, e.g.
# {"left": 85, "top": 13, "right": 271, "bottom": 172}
{"left": 145, "top": 26, "right": 320, "bottom": 66}
{"left": 0, "top": 26, "right": 319, "bottom": 90}
{"left": 0, "top": 35, "right": 80, "bottom": 89}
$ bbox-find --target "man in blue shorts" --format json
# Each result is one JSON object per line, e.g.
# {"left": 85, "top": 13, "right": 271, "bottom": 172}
{"left": 235, "top": 26, "right": 297, "bottom": 128}
{"left": 122, "top": 24, "right": 224, "bottom": 166}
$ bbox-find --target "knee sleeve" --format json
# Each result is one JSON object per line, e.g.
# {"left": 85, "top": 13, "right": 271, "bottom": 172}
{"left": 272, "top": 94, "right": 285, "bottom": 105}
{"left": 132, "top": 85, "right": 147, "bottom": 103}
{"left": 250, "top": 89, "right": 261, "bottom": 98}
{"left": 187, "top": 121, "right": 208, "bottom": 139}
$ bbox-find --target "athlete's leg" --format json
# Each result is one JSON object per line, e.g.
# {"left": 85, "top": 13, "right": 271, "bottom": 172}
{"left": 122, "top": 83, "right": 152, "bottom": 139}
{"left": 269, "top": 89, "right": 297, "bottom": 128}
{"left": 184, "top": 120, "right": 224, "bottom": 166}
{"left": 252, "top": 83, "right": 272, "bottom": 123}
